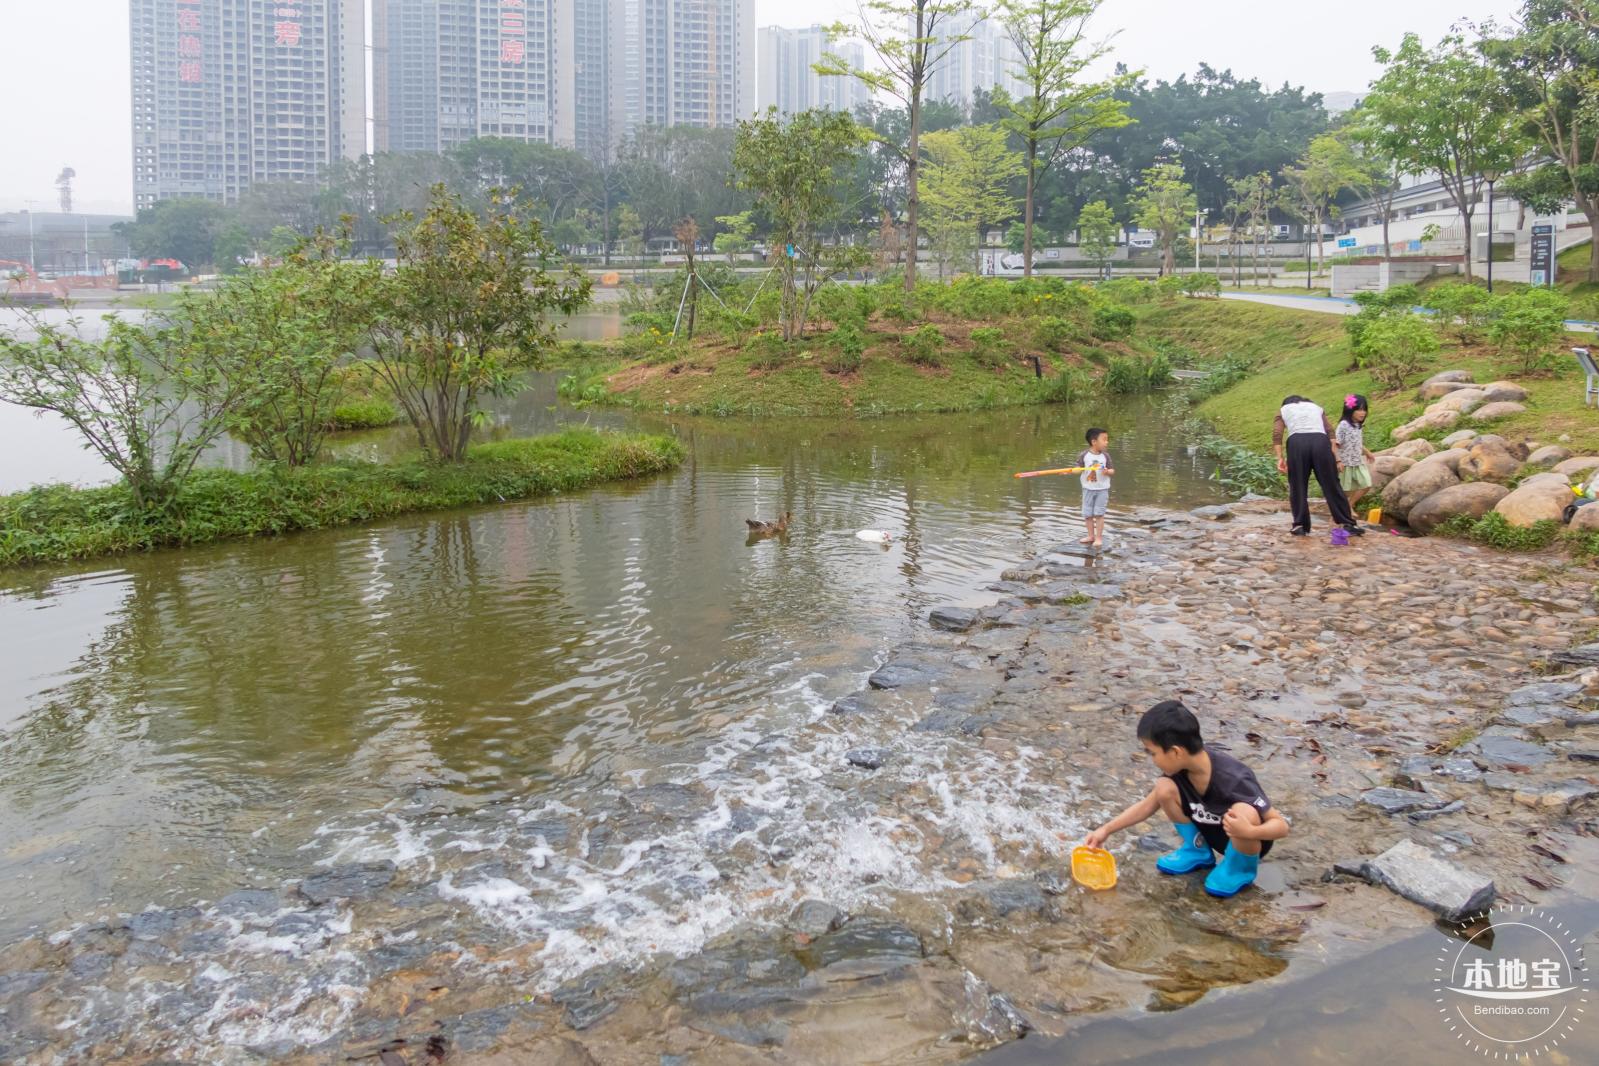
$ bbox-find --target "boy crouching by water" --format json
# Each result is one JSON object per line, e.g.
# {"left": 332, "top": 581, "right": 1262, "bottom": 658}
{"left": 1085, "top": 700, "right": 1289, "bottom": 897}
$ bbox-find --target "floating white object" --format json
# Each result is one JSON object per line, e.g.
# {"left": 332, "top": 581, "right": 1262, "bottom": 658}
{"left": 855, "top": 530, "right": 893, "bottom": 543}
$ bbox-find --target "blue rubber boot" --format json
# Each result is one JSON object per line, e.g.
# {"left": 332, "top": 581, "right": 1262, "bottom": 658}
{"left": 1203, "top": 844, "right": 1260, "bottom": 897}
{"left": 1156, "top": 823, "right": 1216, "bottom": 875}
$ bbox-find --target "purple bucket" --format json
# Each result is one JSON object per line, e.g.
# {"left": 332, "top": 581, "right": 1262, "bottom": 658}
{"left": 1330, "top": 527, "right": 1350, "bottom": 547}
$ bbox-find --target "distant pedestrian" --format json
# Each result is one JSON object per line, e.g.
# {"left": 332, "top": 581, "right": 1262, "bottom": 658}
{"left": 1335, "top": 393, "right": 1378, "bottom": 512}
{"left": 1271, "top": 395, "right": 1359, "bottom": 537}
{"left": 1078, "top": 427, "right": 1115, "bottom": 549}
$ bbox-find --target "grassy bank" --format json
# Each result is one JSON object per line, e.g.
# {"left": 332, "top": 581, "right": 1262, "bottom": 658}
{"left": 1158, "top": 300, "right": 1599, "bottom": 454}
{"left": 0, "top": 430, "right": 683, "bottom": 568}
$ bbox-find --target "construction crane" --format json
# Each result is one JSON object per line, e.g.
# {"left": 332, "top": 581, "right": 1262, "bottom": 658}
{"left": 56, "top": 167, "right": 75, "bottom": 213}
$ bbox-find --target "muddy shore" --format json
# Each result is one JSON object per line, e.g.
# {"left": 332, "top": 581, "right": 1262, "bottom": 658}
{"left": 3, "top": 502, "right": 1598, "bottom": 1064}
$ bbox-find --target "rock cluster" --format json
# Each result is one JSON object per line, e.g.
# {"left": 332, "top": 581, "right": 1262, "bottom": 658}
{"left": 1376, "top": 370, "right": 1595, "bottom": 534}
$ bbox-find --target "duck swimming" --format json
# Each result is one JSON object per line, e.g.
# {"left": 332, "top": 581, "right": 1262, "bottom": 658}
{"left": 746, "top": 512, "right": 792, "bottom": 537}
{"left": 855, "top": 529, "right": 892, "bottom": 543}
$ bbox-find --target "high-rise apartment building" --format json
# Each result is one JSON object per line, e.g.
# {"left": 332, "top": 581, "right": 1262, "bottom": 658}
{"left": 129, "top": 0, "right": 365, "bottom": 209}
{"left": 609, "top": 0, "right": 756, "bottom": 141}
{"left": 925, "top": 12, "right": 1025, "bottom": 108}
{"left": 756, "top": 25, "right": 868, "bottom": 117}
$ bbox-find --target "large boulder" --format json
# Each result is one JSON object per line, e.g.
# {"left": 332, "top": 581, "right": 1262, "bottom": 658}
{"left": 1416, "top": 449, "right": 1466, "bottom": 475}
{"left": 1419, "top": 380, "right": 1475, "bottom": 400}
{"left": 1383, "top": 461, "right": 1463, "bottom": 522}
{"left": 1387, "top": 439, "right": 1436, "bottom": 462}
{"left": 1440, "top": 429, "right": 1479, "bottom": 449}
{"left": 1392, "top": 408, "right": 1460, "bottom": 442}
{"left": 1423, "top": 369, "right": 1475, "bottom": 386}
{"left": 1407, "top": 483, "right": 1511, "bottom": 535}
{"left": 1525, "top": 444, "right": 1573, "bottom": 469}
{"left": 1430, "top": 388, "right": 1489, "bottom": 415}
{"left": 1495, "top": 480, "right": 1577, "bottom": 527}
{"left": 1370, "top": 454, "right": 1415, "bottom": 492}
{"left": 1459, "top": 439, "right": 1522, "bottom": 483}
{"left": 1552, "top": 456, "right": 1599, "bottom": 479}
{"left": 1481, "top": 381, "right": 1530, "bottom": 403}
{"left": 1473, "top": 401, "right": 1527, "bottom": 421}
{"left": 1571, "top": 505, "right": 1599, "bottom": 532}
{"left": 1519, "top": 471, "right": 1571, "bottom": 491}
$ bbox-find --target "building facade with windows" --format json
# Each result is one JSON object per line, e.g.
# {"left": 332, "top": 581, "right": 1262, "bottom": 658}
{"left": 924, "top": 12, "right": 1024, "bottom": 109}
{"left": 756, "top": 25, "right": 867, "bottom": 116}
{"left": 130, "top": 0, "right": 365, "bottom": 208}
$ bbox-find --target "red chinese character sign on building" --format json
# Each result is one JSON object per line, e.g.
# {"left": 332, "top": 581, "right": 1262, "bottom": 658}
{"left": 275, "top": 5, "right": 303, "bottom": 48}
{"left": 176, "top": 0, "right": 203, "bottom": 83}
{"left": 500, "top": 1, "right": 525, "bottom": 65}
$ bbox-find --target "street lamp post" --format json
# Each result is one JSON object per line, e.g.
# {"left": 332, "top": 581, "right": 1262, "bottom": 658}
{"left": 1305, "top": 221, "right": 1312, "bottom": 291}
{"left": 1483, "top": 169, "right": 1501, "bottom": 293}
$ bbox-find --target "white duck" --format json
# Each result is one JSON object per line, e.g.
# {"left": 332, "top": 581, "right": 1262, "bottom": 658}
{"left": 855, "top": 529, "right": 893, "bottom": 544}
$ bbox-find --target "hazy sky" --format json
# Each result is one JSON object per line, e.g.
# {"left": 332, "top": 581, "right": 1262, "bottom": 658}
{"left": 0, "top": 0, "right": 1522, "bottom": 215}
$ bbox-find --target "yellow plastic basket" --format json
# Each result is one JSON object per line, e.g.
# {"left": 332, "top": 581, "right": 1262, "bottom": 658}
{"left": 1071, "top": 846, "right": 1118, "bottom": 890}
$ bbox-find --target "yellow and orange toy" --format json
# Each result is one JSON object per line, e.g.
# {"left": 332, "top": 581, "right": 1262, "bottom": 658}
{"left": 1071, "top": 845, "right": 1118, "bottom": 890}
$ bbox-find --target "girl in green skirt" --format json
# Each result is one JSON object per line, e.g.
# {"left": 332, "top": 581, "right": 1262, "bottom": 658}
{"left": 1335, "top": 394, "right": 1377, "bottom": 511}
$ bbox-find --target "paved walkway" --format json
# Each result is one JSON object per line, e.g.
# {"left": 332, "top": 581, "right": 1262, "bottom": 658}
{"left": 1219, "top": 289, "right": 1597, "bottom": 333}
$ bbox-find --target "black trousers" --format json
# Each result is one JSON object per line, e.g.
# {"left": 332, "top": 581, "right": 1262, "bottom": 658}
{"left": 1286, "top": 433, "right": 1355, "bottom": 531}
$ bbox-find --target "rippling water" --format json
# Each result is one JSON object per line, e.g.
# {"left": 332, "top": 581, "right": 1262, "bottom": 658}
{"left": 0, "top": 375, "right": 1222, "bottom": 971}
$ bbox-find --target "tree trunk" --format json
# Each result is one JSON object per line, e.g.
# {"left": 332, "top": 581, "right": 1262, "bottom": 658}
{"left": 1581, "top": 199, "right": 1599, "bottom": 283}
{"left": 1381, "top": 209, "right": 1391, "bottom": 263}
{"left": 905, "top": 94, "right": 921, "bottom": 293}
{"left": 1022, "top": 138, "right": 1037, "bottom": 279}
{"left": 1460, "top": 208, "right": 1475, "bottom": 282}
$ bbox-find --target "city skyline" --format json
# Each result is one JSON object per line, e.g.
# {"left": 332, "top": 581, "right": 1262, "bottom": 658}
{"left": 1, "top": 0, "right": 1527, "bottom": 214}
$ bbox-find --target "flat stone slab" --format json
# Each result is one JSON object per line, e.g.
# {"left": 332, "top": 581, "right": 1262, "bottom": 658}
{"left": 788, "top": 900, "right": 845, "bottom": 937}
{"left": 868, "top": 663, "right": 940, "bottom": 690}
{"left": 1358, "top": 839, "right": 1495, "bottom": 922}
{"left": 1483, "top": 773, "right": 1599, "bottom": 812}
{"left": 1360, "top": 787, "right": 1449, "bottom": 815}
{"left": 928, "top": 606, "right": 978, "bottom": 632}
{"left": 1463, "top": 731, "right": 1554, "bottom": 768}
{"left": 1552, "top": 643, "right": 1599, "bottom": 667}
{"left": 1190, "top": 504, "right": 1233, "bottom": 521}
{"left": 297, "top": 861, "right": 396, "bottom": 905}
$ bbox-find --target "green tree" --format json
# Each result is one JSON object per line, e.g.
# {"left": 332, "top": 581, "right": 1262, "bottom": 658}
{"left": 732, "top": 108, "right": 870, "bottom": 341}
{"left": 367, "top": 186, "right": 592, "bottom": 462}
{"left": 1279, "top": 132, "right": 1368, "bottom": 273}
{"left": 921, "top": 125, "right": 1026, "bottom": 275}
{"left": 713, "top": 211, "right": 757, "bottom": 263}
{"left": 170, "top": 231, "right": 382, "bottom": 467}
{"left": 1343, "top": 115, "right": 1407, "bottom": 262}
{"left": 213, "top": 224, "right": 253, "bottom": 274}
{"left": 1363, "top": 33, "right": 1528, "bottom": 281}
{"left": 995, "top": 0, "right": 1136, "bottom": 276}
{"left": 1130, "top": 162, "right": 1196, "bottom": 275}
{"left": 614, "top": 204, "right": 643, "bottom": 262}
{"left": 0, "top": 310, "right": 244, "bottom": 509}
{"left": 1077, "top": 198, "right": 1117, "bottom": 273}
{"left": 818, "top": 0, "right": 978, "bottom": 291}
{"left": 1485, "top": 0, "right": 1599, "bottom": 282}
{"left": 112, "top": 198, "right": 230, "bottom": 270}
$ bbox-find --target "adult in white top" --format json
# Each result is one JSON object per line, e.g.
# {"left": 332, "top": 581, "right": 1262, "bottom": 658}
{"left": 1270, "top": 395, "right": 1358, "bottom": 536}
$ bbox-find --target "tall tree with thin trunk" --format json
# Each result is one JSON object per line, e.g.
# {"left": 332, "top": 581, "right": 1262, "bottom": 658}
{"left": 1363, "top": 32, "right": 1527, "bottom": 281}
{"left": 1344, "top": 113, "right": 1406, "bottom": 262}
{"left": 817, "top": 1, "right": 977, "bottom": 291}
{"left": 921, "top": 125, "right": 1025, "bottom": 274}
{"left": 1279, "top": 133, "right": 1368, "bottom": 274}
{"left": 994, "top": 0, "right": 1135, "bottom": 277}
{"left": 1130, "top": 163, "right": 1196, "bottom": 276}
{"left": 1485, "top": 0, "right": 1599, "bottom": 282}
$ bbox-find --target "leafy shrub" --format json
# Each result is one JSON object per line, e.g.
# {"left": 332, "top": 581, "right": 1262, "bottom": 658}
{"left": 1354, "top": 313, "right": 1440, "bottom": 389}
{"left": 1488, "top": 289, "right": 1568, "bottom": 374}
{"left": 1040, "top": 365, "right": 1090, "bottom": 404}
{"left": 557, "top": 369, "right": 610, "bottom": 407}
{"left": 328, "top": 398, "right": 400, "bottom": 430}
{"left": 1437, "top": 511, "right": 1560, "bottom": 551}
{"left": 877, "top": 288, "right": 919, "bottom": 323}
{"left": 936, "top": 277, "right": 1017, "bottom": 319}
{"left": 1098, "top": 278, "right": 1155, "bottom": 305}
{"left": 1091, "top": 305, "right": 1136, "bottom": 341}
{"left": 1345, "top": 283, "right": 1422, "bottom": 352}
{"left": 829, "top": 321, "right": 865, "bottom": 374}
{"left": 903, "top": 324, "right": 946, "bottom": 367}
{"left": 815, "top": 283, "right": 872, "bottom": 329}
{"left": 1033, "top": 315, "right": 1077, "bottom": 351}
{"left": 1421, "top": 282, "right": 1493, "bottom": 343}
{"left": 1180, "top": 272, "right": 1221, "bottom": 298}
{"left": 1104, "top": 356, "right": 1149, "bottom": 393}
{"left": 1155, "top": 275, "right": 1185, "bottom": 303}
{"left": 1146, "top": 350, "right": 1173, "bottom": 388}
{"left": 625, "top": 310, "right": 675, "bottom": 336}
{"left": 969, "top": 326, "right": 1011, "bottom": 368}
{"left": 745, "top": 330, "right": 790, "bottom": 370}
{"left": 1194, "top": 435, "right": 1283, "bottom": 496}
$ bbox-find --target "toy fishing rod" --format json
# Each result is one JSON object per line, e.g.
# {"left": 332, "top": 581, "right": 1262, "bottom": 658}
{"left": 1013, "top": 466, "right": 1089, "bottom": 479}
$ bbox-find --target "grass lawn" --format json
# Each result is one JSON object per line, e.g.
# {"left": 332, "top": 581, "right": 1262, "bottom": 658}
{"left": 0, "top": 429, "right": 684, "bottom": 568}
{"left": 1144, "top": 300, "right": 1599, "bottom": 454}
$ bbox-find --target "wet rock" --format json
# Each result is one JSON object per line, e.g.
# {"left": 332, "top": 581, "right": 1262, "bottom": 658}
{"left": 1483, "top": 774, "right": 1599, "bottom": 812}
{"left": 929, "top": 606, "right": 978, "bottom": 632}
{"left": 1505, "top": 681, "right": 1584, "bottom": 707}
{"left": 126, "top": 906, "right": 200, "bottom": 938}
{"left": 1034, "top": 868, "right": 1073, "bottom": 895}
{"left": 1552, "top": 643, "right": 1599, "bottom": 667}
{"left": 268, "top": 910, "right": 335, "bottom": 939}
{"left": 845, "top": 747, "right": 888, "bottom": 770}
{"left": 829, "top": 693, "right": 880, "bottom": 715}
{"left": 868, "top": 649, "right": 946, "bottom": 690}
{"left": 1190, "top": 505, "right": 1233, "bottom": 521}
{"left": 448, "top": 1003, "right": 533, "bottom": 1053}
{"left": 214, "top": 890, "right": 284, "bottom": 918}
{"left": 1462, "top": 730, "right": 1553, "bottom": 768}
{"left": 913, "top": 708, "right": 992, "bottom": 735}
{"left": 963, "top": 977, "right": 1033, "bottom": 1043}
{"left": 788, "top": 900, "right": 845, "bottom": 937}
{"left": 800, "top": 917, "right": 924, "bottom": 976}
{"left": 552, "top": 968, "right": 625, "bottom": 1031}
{"left": 298, "top": 861, "right": 396, "bottom": 905}
{"left": 958, "top": 880, "right": 1048, "bottom": 921}
{"left": 1495, "top": 480, "right": 1575, "bottom": 527}
{"left": 66, "top": 951, "right": 113, "bottom": 980}
{"left": 689, "top": 1019, "right": 788, "bottom": 1047}
{"left": 1358, "top": 839, "right": 1495, "bottom": 922}
{"left": 1074, "top": 583, "right": 1125, "bottom": 601}
{"left": 625, "top": 783, "right": 704, "bottom": 820}
{"left": 1407, "top": 800, "right": 1466, "bottom": 822}
{"left": 1360, "top": 787, "right": 1448, "bottom": 815}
